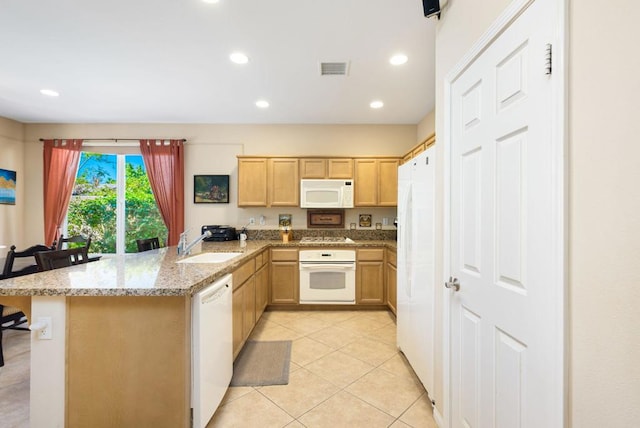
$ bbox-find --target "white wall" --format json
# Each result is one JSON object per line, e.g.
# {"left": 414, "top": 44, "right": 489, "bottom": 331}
{"left": 20, "top": 123, "right": 414, "bottom": 244}
{"left": 568, "top": 1, "right": 640, "bottom": 426}
{"left": 435, "top": 0, "right": 640, "bottom": 426}
{"left": 0, "top": 117, "right": 25, "bottom": 256}
{"left": 416, "top": 109, "right": 435, "bottom": 142}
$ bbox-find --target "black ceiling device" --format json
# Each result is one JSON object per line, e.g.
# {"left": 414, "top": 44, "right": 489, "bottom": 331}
{"left": 422, "top": 0, "right": 440, "bottom": 18}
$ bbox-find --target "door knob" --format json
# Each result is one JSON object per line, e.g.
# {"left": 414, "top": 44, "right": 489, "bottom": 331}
{"left": 445, "top": 276, "right": 460, "bottom": 291}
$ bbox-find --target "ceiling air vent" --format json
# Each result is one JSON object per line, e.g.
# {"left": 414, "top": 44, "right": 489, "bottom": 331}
{"left": 320, "top": 61, "right": 350, "bottom": 76}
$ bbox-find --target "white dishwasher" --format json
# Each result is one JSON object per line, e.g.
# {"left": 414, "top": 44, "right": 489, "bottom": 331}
{"left": 191, "top": 273, "right": 233, "bottom": 428}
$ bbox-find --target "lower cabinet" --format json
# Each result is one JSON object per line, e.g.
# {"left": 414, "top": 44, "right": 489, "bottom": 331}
{"left": 356, "top": 248, "right": 385, "bottom": 304}
{"left": 242, "top": 277, "right": 256, "bottom": 341}
{"left": 255, "top": 251, "right": 269, "bottom": 320}
{"left": 232, "top": 285, "right": 245, "bottom": 357}
{"left": 231, "top": 250, "right": 271, "bottom": 358}
{"left": 270, "top": 248, "right": 299, "bottom": 305}
{"left": 232, "top": 257, "right": 257, "bottom": 358}
{"left": 233, "top": 246, "right": 396, "bottom": 356}
{"left": 386, "top": 248, "right": 397, "bottom": 315}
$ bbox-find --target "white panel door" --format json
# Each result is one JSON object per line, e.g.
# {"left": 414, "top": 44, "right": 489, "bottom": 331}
{"left": 448, "top": 0, "right": 562, "bottom": 426}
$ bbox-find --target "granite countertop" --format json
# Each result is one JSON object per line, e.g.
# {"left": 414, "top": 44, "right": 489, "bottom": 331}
{"left": 0, "top": 239, "right": 396, "bottom": 297}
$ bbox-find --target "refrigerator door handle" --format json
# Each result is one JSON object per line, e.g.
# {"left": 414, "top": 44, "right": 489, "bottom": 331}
{"left": 398, "top": 181, "right": 413, "bottom": 298}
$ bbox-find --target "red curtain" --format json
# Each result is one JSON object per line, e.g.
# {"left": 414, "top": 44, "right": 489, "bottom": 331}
{"left": 139, "top": 139, "right": 185, "bottom": 246}
{"left": 42, "top": 139, "right": 83, "bottom": 246}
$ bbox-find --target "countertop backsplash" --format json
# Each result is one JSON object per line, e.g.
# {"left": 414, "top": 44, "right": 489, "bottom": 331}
{"left": 245, "top": 228, "right": 397, "bottom": 241}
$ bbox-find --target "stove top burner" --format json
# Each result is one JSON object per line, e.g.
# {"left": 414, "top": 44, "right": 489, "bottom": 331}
{"left": 300, "top": 236, "right": 354, "bottom": 243}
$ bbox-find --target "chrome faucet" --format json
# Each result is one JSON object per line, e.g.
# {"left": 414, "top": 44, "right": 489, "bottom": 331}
{"left": 177, "top": 230, "right": 189, "bottom": 255}
{"left": 179, "top": 230, "right": 212, "bottom": 256}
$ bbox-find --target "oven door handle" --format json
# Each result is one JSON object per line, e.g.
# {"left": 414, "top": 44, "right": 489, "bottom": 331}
{"left": 299, "top": 263, "right": 355, "bottom": 271}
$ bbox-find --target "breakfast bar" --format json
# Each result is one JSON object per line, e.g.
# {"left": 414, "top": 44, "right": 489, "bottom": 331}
{"left": 0, "top": 239, "right": 396, "bottom": 428}
{"left": 0, "top": 241, "right": 267, "bottom": 428}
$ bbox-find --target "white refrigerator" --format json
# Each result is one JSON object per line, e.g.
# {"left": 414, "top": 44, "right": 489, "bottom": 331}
{"left": 396, "top": 147, "right": 435, "bottom": 397}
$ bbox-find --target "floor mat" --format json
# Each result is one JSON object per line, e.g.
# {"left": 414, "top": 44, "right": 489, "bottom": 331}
{"left": 230, "top": 340, "right": 291, "bottom": 387}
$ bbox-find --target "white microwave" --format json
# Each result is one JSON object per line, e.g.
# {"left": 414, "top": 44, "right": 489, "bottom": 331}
{"left": 300, "top": 179, "right": 354, "bottom": 208}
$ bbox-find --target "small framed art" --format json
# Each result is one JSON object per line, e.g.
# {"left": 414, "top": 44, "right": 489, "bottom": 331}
{"left": 359, "top": 214, "right": 372, "bottom": 228}
{"left": 0, "top": 168, "right": 16, "bottom": 205}
{"left": 194, "top": 175, "right": 230, "bottom": 204}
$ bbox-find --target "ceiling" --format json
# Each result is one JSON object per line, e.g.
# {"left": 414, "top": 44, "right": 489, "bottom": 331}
{"left": 0, "top": 0, "right": 436, "bottom": 125}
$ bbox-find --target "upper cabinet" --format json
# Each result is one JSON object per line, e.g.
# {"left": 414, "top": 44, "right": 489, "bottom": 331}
{"left": 299, "top": 158, "right": 353, "bottom": 179}
{"left": 401, "top": 133, "right": 436, "bottom": 165}
{"left": 354, "top": 158, "right": 399, "bottom": 206}
{"left": 237, "top": 157, "right": 299, "bottom": 207}
{"left": 239, "top": 155, "right": 398, "bottom": 207}
{"left": 238, "top": 158, "right": 268, "bottom": 206}
{"left": 269, "top": 158, "right": 299, "bottom": 206}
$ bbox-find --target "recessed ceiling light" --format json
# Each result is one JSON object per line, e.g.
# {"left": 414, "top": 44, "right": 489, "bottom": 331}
{"left": 255, "top": 100, "right": 269, "bottom": 109}
{"left": 370, "top": 100, "right": 384, "bottom": 109}
{"left": 40, "top": 89, "right": 59, "bottom": 97}
{"left": 390, "top": 54, "right": 408, "bottom": 65}
{"left": 202, "top": 0, "right": 220, "bottom": 4}
{"left": 230, "top": 52, "right": 249, "bottom": 64}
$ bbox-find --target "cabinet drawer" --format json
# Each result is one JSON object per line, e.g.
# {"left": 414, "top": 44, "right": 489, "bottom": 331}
{"left": 357, "top": 248, "right": 384, "bottom": 261}
{"left": 271, "top": 248, "right": 298, "bottom": 262}
{"left": 233, "top": 258, "right": 255, "bottom": 289}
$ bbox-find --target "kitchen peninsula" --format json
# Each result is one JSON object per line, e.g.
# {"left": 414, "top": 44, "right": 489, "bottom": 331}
{"left": 0, "top": 238, "right": 396, "bottom": 428}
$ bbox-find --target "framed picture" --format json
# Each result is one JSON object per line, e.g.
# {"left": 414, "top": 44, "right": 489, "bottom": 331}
{"left": 279, "top": 214, "right": 292, "bottom": 228}
{"left": 0, "top": 168, "right": 16, "bottom": 205}
{"left": 359, "top": 214, "right": 372, "bottom": 228}
{"left": 194, "top": 175, "right": 229, "bottom": 204}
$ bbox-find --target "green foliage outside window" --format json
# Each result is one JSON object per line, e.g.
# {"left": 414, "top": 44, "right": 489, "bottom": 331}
{"left": 66, "top": 153, "right": 167, "bottom": 253}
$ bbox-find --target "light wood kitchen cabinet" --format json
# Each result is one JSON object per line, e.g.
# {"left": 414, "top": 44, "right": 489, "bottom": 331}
{"left": 66, "top": 296, "right": 190, "bottom": 427}
{"left": 270, "top": 248, "right": 299, "bottom": 304}
{"left": 242, "top": 277, "right": 256, "bottom": 341}
{"left": 299, "top": 158, "right": 353, "bottom": 179}
{"left": 232, "top": 257, "right": 256, "bottom": 358}
{"left": 238, "top": 157, "right": 268, "bottom": 206}
{"left": 412, "top": 143, "right": 426, "bottom": 158}
{"left": 269, "top": 158, "right": 299, "bottom": 206}
{"left": 300, "top": 158, "right": 326, "bottom": 178}
{"left": 386, "top": 248, "right": 397, "bottom": 315}
{"left": 378, "top": 159, "right": 399, "bottom": 206}
{"left": 328, "top": 159, "right": 354, "bottom": 178}
{"left": 255, "top": 250, "right": 269, "bottom": 320}
{"left": 356, "top": 248, "right": 385, "bottom": 304}
{"left": 237, "top": 157, "right": 299, "bottom": 207}
{"left": 354, "top": 158, "right": 400, "bottom": 206}
{"left": 232, "top": 285, "right": 244, "bottom": 355}
{"left": 401, "top": 133, "right": 435, "bottom": 164}
{"left": 354, "top": 159, "right": 377, "bottom": 205}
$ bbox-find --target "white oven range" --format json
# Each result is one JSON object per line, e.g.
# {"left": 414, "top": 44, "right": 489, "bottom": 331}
{"left": 299, "top": 249, "right": 356, "bottom": 304}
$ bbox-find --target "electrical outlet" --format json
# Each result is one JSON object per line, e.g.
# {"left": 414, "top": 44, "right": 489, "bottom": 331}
{"left": 37, "top": 317, "right": 52, "bottom": 340}
{"left": 249, "top": 217, "right": 255, "bottom": 225}
{"left": 259, "top": 215, "right": 266, "bottom": 225}
{"left": 383, "top": 217, "right": 389, "bottom": 226}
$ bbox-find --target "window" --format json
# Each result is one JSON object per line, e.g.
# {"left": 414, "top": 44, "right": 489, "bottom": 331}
{"left": 66, "top": 152, "right": 167, "bottom": 254}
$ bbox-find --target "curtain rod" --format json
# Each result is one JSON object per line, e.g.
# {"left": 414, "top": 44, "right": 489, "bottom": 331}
{"left": 38, "top": 138, "right": 186, "bottom": 142}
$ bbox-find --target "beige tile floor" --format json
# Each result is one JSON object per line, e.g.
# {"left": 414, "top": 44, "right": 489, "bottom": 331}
{"left": 0, "top": 310, "right": 437, "bottom": 428}
{"left": 209, "top": 310, "right": 437, "bottom": 428}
